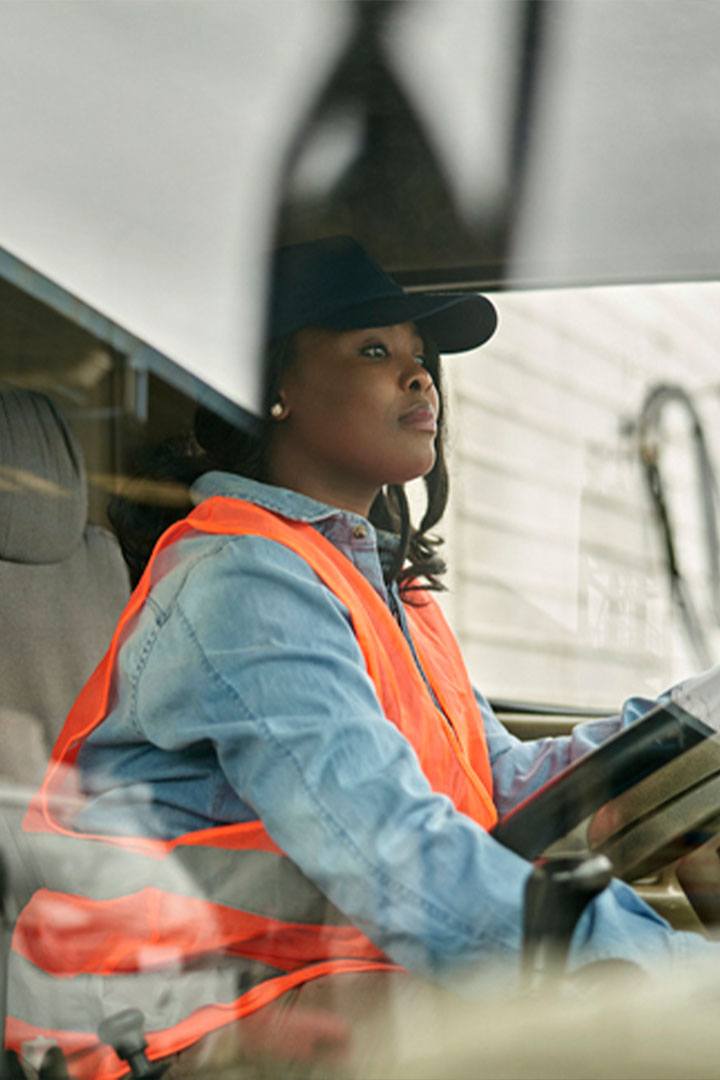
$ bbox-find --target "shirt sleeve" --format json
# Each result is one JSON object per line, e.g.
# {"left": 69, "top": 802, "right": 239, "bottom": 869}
{"left": 138, "top": 536, "right": 716, "bottom": 992}
{"left": 476, "top": 688, "right": 660, "bottom": 818}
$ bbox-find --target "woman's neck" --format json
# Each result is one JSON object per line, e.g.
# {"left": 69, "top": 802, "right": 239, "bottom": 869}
{"left": 265, "top": 452, "right": 378, "bottom": 519}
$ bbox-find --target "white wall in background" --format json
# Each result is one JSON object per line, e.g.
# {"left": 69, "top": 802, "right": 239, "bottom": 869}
{"left": 442, "top": 282, "right": 720, "bottom": 711}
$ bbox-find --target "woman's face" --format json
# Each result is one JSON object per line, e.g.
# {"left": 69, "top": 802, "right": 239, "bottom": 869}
{"left": 267, "top": 321, "right": 440, "bottom": 515}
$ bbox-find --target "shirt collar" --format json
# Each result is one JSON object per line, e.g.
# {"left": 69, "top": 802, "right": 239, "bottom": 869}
{"left": 191, "top": 471, "right": 340, "bottom": 522}
{"left": 191, "top": 471, "right": 401, "bottom": 589}
{"left": 192, "top": 472, "right": 392, "bottom": 537}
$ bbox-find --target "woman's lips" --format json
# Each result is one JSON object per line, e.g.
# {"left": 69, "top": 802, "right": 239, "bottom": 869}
{"left": 399, "top": 404, "right": 437, "bottom": 432}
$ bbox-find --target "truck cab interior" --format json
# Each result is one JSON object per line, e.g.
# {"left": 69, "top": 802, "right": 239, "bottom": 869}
{"left": 3, "top": 1, "right": 720, "bottom": 1077}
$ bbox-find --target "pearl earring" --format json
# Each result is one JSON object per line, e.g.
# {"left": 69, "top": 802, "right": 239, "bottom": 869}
{"left": 270, "top": 402, "right": 284, "bottom": 419}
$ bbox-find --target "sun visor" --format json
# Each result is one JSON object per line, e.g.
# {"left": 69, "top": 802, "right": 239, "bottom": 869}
{"left": 4, "top": 0, "right": 720, "bottom": 411}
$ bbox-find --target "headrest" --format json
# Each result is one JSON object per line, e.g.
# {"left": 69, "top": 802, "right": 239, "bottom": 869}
{"left": 0, "top": 390, "right": 87, "bottom": 564}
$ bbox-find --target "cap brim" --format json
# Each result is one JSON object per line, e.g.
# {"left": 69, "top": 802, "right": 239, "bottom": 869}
{"left": 320, "top": 292, "right": 497, "bottom": 353}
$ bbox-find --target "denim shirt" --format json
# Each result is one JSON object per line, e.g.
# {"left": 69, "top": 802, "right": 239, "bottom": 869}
{"left": 77, "top": 472, "right": 714, "bottom": 990}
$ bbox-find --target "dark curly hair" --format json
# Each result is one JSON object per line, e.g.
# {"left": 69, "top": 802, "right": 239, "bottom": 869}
{"left": 109, "top": 333, "right": 448, "bottom": 596}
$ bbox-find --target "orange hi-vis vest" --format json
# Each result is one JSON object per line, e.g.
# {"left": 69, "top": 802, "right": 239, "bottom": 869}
{"left": 7, "top": 498, "right": 497, "bottom": 1078}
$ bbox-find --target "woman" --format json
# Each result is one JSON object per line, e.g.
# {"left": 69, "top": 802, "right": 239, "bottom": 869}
{"left": 9, "top": 237, "right": 716, "bottom": 1078}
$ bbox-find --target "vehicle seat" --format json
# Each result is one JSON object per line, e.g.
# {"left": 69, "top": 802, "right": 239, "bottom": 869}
{"left": 0, "top": 389, "right": 130, "bottom": 784}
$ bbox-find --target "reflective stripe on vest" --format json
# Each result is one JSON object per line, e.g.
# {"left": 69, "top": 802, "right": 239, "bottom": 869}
{"left": 9, "top": 498, "right": 496, "bottom": 1076}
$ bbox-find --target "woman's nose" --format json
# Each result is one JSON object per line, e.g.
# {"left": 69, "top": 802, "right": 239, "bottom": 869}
{"left": 401, "top": 358, "right": 433, "bottom": 393}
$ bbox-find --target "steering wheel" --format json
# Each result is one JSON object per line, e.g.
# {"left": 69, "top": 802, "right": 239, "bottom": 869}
{"left": 585, "top": 737, "right": 720, "bottom": 879}
{"left": 491, "top": 672, "right": 720, "bottom": 884}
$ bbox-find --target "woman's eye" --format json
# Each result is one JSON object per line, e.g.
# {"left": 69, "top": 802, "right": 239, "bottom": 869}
{"left": 362, "top": 343, "right": 389, "bottom": 359}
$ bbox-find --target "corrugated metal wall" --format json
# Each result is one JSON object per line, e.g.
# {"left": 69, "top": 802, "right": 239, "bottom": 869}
{"left": 439, "top": 282, "right": 720, "bottom": 711}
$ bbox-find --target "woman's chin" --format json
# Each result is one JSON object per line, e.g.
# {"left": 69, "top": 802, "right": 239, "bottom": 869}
{"left": 385, "top": 453, "right": 437, "bottom": 486}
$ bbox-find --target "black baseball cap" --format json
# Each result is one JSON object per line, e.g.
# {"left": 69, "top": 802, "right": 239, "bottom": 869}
{"left": 268, "top": 236, "right": 497, "bottom": 353}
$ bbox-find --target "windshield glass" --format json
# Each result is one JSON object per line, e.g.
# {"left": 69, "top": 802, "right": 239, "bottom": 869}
{"left": 5, "top": 1, "right": 720, "bottom": 1074}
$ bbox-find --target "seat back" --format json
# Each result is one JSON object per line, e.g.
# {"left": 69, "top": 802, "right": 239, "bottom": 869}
{"left": 0, "top": 390, "right": 129, "bottom": 783}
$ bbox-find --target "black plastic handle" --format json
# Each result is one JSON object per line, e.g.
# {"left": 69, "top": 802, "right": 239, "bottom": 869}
{"left": 98, "top": 1009, "right": 168, "bottom": 1079}
{"left": 522, "top": 854, "right": 613, "bottom": 986}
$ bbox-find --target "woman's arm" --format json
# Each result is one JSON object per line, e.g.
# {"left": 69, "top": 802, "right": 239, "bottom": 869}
{"left": 476, "top": 689, "right": 660, "bottom": 818}
{"left": 135, "top": 536, "right": 713, "bottom": 992}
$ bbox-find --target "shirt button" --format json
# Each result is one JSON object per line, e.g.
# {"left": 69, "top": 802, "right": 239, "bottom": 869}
{"left": 352, "top": 524, "right": 368, "bottom": 539}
